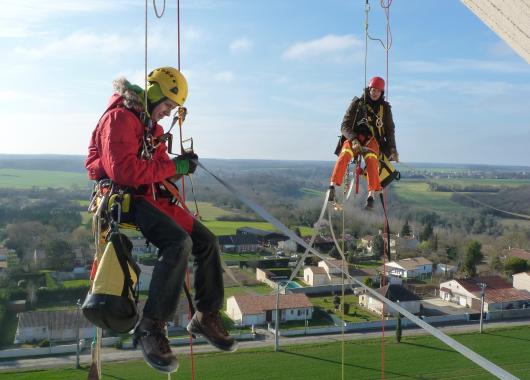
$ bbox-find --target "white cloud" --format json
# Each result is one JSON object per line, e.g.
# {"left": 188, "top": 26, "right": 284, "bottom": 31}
{"left": 213, "top": 71, "right": 235, "bottom": 82}
{"left": 282, "top": 34, "right": 362, "bottom": 60}
{"left": 230, "top": 38, "right": 253, "bottom": 53}
{"left": 0, "top": 0, "right": 133, "bottom": 38}
{"left": 14, "top": 31, "right": 137, "bottom": 59}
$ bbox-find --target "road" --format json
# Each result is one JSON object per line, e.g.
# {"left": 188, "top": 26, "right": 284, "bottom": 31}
{"left": 0, "top": 318, "right": 529, "bottom": 372}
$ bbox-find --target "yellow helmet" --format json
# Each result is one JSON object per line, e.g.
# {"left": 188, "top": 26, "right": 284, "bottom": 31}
{"left": 147, "top": 67, "right": 188, "bottom": 106}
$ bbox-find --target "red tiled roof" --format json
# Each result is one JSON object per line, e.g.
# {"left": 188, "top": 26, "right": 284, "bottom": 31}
{"left": 484, "top": 288, "right": 530, "bottom": 304}
{"left": 458, "top": 275, "right": 512, "bottom": 292}
{"left": 504, "top": 248, "right": 530, "bottom": 261}
{"left": 440, "top": 287, "right": 452, "bottom": 294}
{"left": 231, "top": 294, "right": 313, "bottom": 315}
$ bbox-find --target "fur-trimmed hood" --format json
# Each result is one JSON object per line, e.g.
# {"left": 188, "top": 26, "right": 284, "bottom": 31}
{"left": 112, "top": 77, "right": 145, "bottom": 113}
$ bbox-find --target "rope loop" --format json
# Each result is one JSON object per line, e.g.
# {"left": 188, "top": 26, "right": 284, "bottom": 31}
{"left": 153, "top": 0, "right": 166, "bottom": 18}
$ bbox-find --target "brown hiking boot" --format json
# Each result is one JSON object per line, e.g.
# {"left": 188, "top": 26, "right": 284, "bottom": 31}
{"left": 187, "top": 311, "right": 238, "bottom": 352}
{"left": 133, "top": 317, "right": 178, "bottom": 373}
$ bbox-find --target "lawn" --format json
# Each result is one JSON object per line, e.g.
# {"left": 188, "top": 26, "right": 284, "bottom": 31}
{"left": 61, "top": 279, "right": 90, "bottom": 288}
{"left": 393, "top": 180, "right": 464, "bottom": 214}
{"left": 2, "top": 326, "right": 529, "bottom": 379}
{"left": 221, "top": 252, "right": 264, "bottom": 261}
{"left": 203, "top": 220, "right": 312, "bottom": 237}
{"left": 0, "top": 169, "right": 89, "bottom": 189}
{"left": 224, "top": 284, "right": 272, "bottom": 303}
{"left": 308, "top": 294, "right": 380, "bottom": 323}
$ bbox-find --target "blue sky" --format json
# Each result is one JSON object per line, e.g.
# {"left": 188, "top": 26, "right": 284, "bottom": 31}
{"left": 1, "top": 0, "right": 529, "bottom": 165}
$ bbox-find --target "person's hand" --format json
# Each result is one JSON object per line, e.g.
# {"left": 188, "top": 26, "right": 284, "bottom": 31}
{"left": 390, "top": 148, "right": 399, "bottom": 162}
{"left": 350, "top": 139, "right": 361, "bottom": 155}
{"left": 172, "top": 152, "right": 198, "bottom": 175}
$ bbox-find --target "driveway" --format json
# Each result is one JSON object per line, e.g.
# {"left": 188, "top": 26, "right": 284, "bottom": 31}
{"left": 421, "top": 297, "right": 468, "bottom": 316}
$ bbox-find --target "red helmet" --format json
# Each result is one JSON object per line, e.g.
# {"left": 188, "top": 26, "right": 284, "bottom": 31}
{"left": 368, "top": 76, "right": 385, "bottom": 91}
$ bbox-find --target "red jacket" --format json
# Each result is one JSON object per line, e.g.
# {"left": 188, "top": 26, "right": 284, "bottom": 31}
{"left": 86, "top": 94, "right": 194, "bottom": 232}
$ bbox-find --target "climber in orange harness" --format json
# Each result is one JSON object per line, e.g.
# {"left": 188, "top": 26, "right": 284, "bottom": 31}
{"left": 329, "top": 76, "right": 399, "bottom": 209}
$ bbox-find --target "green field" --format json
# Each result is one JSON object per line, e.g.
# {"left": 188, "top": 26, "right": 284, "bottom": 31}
{"left": 0, "top": 169, "right": 88, "bottom": 189}
{"left": 308, "top": 294, "right": 380, "bottom": 323}
{"left": 393, "top": 180, "right": 463, "bottom": 214}
{"left": 203, "top": 220, "right": 313, "bottom": 237}
{"left": 429, "top": 178, "right": 530, "bottom": 187}
{"left": 1, "top": 326, "right": 529, "bottom": 379}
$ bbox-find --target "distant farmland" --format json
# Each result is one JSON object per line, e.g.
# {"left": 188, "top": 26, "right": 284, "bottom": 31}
{"left": 0, "top": 169, "right": 89, "bottom": 189}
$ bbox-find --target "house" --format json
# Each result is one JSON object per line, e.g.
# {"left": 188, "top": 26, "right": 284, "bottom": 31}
{"left": 318, "top": 258, "right": 344, "bottom": 275}
{"left": 359, "top": 235, "right": 374, "bottom": 249}
{"left": 14, "top": 310, "right": 94, "bottom": 344}
{"left": 303, "top": 259, "right": 356, "bottom": 286}
{"left": 169, "top": 297, "right": 194, "bottom": 329}
{"left": 131, "top": 238, "right": 154, "bottom": 258}
{"left": 435, "top": 263, "right": 457, "bottom": 277}
{"left": 513, "top": 272, "right": 530, "bottom": 292}
{"left": 236, "top": 227, "right": 288, "bottom": 248}
{"left": 302, "top": 235, "right": 335, "bottom": 252}
{"left": 256, "top": 267, "right": 292, "bottom": 288}
{"left": 303, "top": 266, "right": 329, "bottom": 286}
{"left": 397, "top": 234, "right": 420, "bottom": 251}
{"left": 218, "top": 235, "right": 236, "bottom": 253}
{"left": 226, "top": 293, "right": 313, "bottom": 327}
{"left": 277, "top": 238, "right": 298, "bottom": 252}
{"left": 439, "top": 275, "right": 530, "bottom": 311}
{"left": 137, "top": 263, "right": 154, "bottom": 292}
{"left": 234, "top": 230, "right": 258, "bottom": 253}
{"left": 359, "top": 284, "right": 420, "bottom": 316}
{"left": 381, "top": 257, "right": 433, "bottom": 279}
{"left": 502, "top": 247, "right": 530, "bottom": 262}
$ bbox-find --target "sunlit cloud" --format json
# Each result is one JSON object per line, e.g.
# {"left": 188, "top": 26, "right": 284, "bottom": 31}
{"left": 282, "top": 34, "right": 362, "bottom": 60}
{"left": 14, "top": 31, "right": 137, "bottom": 59}
{"left": 0, "top": 0, "right": 133, "bottom": 38}
{"left": 213, "top": 71, "right": 235, "bottom": 82}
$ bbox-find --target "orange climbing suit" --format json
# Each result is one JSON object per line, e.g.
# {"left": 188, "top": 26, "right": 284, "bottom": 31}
{"left": 330, "top": 135, "right": 382, "bottom": 192}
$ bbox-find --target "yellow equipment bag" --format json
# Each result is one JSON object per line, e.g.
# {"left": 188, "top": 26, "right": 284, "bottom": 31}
{"left": 82, "top": 232, "right": 141, "bottom": 333}
{"left": 378, "top": 153, "right": 401, "bottom": 188}
{"left": 361, "top": 153, "right": 401, "bottom": 188}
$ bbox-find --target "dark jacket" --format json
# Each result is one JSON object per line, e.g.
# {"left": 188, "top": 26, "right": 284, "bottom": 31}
{"left": 339, "top": 88, "right": 397, "bottom": 157}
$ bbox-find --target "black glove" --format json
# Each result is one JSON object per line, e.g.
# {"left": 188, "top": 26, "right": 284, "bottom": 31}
{"left": 188, "top": 157, "right": 198, "bottom": 174}
{"left": 181, "top": 151, "right": 198, "bottom": 160}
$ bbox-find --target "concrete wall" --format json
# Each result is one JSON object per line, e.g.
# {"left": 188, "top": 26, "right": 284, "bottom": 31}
{"left": 288, "top": 284, "right": 357, "bottom": 295}
{"left": 487, "top": 308, "right": 530, "bottom": 320}
{"left": 0, "top": 337, "right": 120, "bottom": 359}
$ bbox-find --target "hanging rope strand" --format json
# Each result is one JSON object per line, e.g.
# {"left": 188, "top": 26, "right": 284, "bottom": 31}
{"left": 153, "top": 0, "right": 166, "bottom": 18}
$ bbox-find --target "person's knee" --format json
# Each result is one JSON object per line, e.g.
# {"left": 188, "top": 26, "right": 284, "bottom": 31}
{"left": 159, "top": 235, "right": 192, "bottom": 267}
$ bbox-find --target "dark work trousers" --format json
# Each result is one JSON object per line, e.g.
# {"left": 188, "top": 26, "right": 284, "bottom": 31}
{"left": 134, "top": 198, "right": 224, "bottom": 322}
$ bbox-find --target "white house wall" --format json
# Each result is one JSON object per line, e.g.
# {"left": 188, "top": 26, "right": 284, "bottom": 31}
{"left": 226, "top": 297, "right": 243, "bottom": 323}
{"left": 440, "top": 280, "right": 475, "bottom": 307}
{"left": 513, "top": 273, "right": 530, "bottom": 292}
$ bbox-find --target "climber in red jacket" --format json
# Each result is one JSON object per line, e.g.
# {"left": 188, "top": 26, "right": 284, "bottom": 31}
{"left": 86, "top": 67, "right": 236, "bottom": 373}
